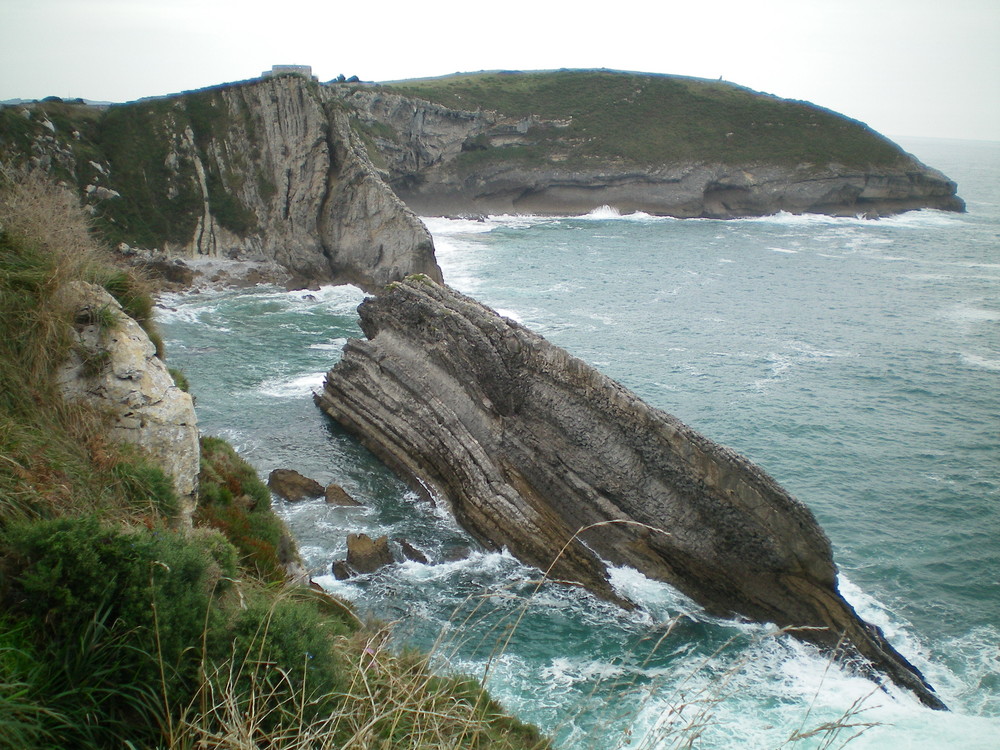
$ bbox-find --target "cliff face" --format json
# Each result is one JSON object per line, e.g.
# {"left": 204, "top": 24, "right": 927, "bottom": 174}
{"left": 315, "top": 277, "right": 946, "bottom": 710}
{"left": 387, "top": 159, "right": 964, "bottom": 219}
{"left": 1, "top": 78, "right": 442, "bottom": 292}
{"left": 348, "top": 71, "right": 964, "bottom": 218}
{"left": 56, "top": 282, "right": 199, "bottom": 527}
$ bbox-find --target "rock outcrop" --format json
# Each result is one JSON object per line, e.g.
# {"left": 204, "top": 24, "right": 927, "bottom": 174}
{"left": 342, "top": 533, "right": 394, "bottom": 575}
{"left": 2, "top": 78, "right": 442, "bottom": 292}
{"left": 325, "top": 483, "right": 362, "bottom": 506}
{"left": 314, "top": 276, "right": 946, "bottom": 710}
{"left": 267, "top": 468, "right": 325, "bottom": 501}
{"left": 391, "top": 160, "right": 964, "bottom": 219}
{"left": 56, "top": 282, "right": 199, "bottom": 526}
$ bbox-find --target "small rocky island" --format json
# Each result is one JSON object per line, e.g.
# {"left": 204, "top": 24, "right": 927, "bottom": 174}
{"left": 315, "top": 276, "right": 946, "bottom": 710}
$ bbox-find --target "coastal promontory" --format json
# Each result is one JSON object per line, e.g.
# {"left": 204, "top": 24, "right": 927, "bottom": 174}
{"left": 354, "top": 69, "right": 964, "bottom": 218}
{"left": 1, "top": 69, "right": 964, "bottom": 293}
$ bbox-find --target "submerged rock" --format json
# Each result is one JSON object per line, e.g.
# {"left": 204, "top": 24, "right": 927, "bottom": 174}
{"left": 314, "top": 276, "right": 946, "bottom": 710}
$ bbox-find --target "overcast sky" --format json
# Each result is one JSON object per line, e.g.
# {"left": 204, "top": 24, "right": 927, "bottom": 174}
{"left": 3, "top": 0, "right": 998, "bottom": 141}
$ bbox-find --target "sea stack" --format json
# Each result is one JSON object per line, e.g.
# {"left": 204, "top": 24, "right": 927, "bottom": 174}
{"left": 315, "top": 276, "right": 946, "bottom": 710}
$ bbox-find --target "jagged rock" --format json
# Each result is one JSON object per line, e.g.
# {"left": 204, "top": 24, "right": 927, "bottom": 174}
{"left": 162, "top": 78, "right": 441, "bottom": 292}
{"left": 332, "top": 560, "right": 352, "bottom": 580}
{"left": 397, "top": 538, "right": 429, "bottom": 564}
{"left": 267, "top": 469, "right": 325, "bottom": 501}
{"left": 55, "top": 281, "right": 199, "bottom": 527}
{"left": 346, "top": 533, "right": 394, "bottom": 574}
{"left": 325, "top": 483, "right": 362, "bottom": 506}
{"left": 314, "top": 277, "right": 946, "bottom": 710}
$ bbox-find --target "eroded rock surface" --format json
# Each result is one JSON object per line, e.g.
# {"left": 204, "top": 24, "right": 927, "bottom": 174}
{"left": 56, "top": 282, "right": 199, "bottom": 526}
{"left": 345, "top": 533, "right": 394, "bottom": 574}
{"left": 267, "top": 468, "right": 325, "bottom": 501}
{"left": 314, "top": 277, "right": 946, "bottom": 709}
{"left": 340, "top": 87, "right": 963, "bottom": 219}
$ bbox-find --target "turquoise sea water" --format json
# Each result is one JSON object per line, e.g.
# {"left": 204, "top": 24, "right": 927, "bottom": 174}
{"left": 157, "top": 137, "right": 999, "bottom": 748}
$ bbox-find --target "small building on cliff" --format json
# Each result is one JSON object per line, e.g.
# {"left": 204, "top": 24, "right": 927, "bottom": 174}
{"left": 262, "top": 65, "right": 317, "bottom": 81}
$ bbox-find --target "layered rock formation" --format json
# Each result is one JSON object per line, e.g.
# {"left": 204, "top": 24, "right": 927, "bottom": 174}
{"left": 341, "top": 74, "right": 964, "bottom": 219}
{"left": 315, "top": 276, "right": 946, "bottom": 710}
{"left": 2, "top": 78, "right": 441, "bottom": 292}
{"left": 391, "top": 160, "right": 964, "bottom": 219}
{"left": 56, "top": 282, "right": 199, "bottom": 526}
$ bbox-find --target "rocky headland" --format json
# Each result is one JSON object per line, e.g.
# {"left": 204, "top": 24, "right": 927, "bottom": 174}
{"left": 1, "top": 69, "right": 964, "bottom": 294}
{"left": 0, "top": 76, "right": 441, "bottom": 292}
{"left": 314, "top": 276, "right": 947, "bottom": 710}
{"left": 355, "top": 70, "right": 964, "bottom": 219}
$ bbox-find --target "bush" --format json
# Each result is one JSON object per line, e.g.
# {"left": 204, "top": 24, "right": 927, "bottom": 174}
{"left": 196, "top": 435, "right": 297, "bottom": 582}
{"left": 0, "top": 517, "right": 239, "bottom": 747}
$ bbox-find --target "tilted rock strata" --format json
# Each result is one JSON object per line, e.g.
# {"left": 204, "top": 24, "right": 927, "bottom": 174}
{"left": 56, "top": 282, "right": 199, "bottom": 527}
{"left": 154, "top": 79, "right": 441, "bottom": 292}
{"left": 315, "top": 277, "right": 945, "bottom": 709}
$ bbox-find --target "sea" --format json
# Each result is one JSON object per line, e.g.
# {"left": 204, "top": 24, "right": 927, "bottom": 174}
{"left": 157, "top": 137, "right": 999, "bottom": 749}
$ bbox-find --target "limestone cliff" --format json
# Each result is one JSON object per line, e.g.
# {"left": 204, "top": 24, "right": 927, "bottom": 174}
{"left": 0, "top": 78, "right": 441, "bottom": 292}
{"left": 315, "top": 277, "right": 946, "bottom": 710}
{"left": 349, "top": 70, "right": 964, "bottom": 218}
{"left": 56, "top": 281, "right": 199, "bottom": 526}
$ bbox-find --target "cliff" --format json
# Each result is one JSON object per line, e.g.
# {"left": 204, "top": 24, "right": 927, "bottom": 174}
{"left": 354, "top": 70, "right": 965, "bottom": 218}
{"left": 0, "top": 78, "right": 441, "bottom": 292}
{"left": 315, "top": 276, "right": 946, "bottom": 710}
{"left": 0, "top": 71, "right": 964, "bottom": 288}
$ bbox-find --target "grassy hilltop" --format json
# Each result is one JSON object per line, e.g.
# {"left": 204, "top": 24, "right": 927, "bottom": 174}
{"left": 383, "top": 69, "right": 910, "bottom": 170}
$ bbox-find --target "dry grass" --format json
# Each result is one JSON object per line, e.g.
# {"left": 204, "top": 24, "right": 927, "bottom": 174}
{"left": 159, "top": 589, "right": 550, "bottom": 750}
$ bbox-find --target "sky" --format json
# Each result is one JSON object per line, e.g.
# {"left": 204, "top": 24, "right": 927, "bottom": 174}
{"left": 2, "top": 0, "right": 998, "bottom": 142}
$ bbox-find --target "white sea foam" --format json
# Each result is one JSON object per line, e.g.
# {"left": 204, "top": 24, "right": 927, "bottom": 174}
{"left": 256, "top": 371, "right": 326, "bottom": 398}
{"left": 767, "top": 246, "right": 798, "bottom": 254}
{"left": 308, "top": 338, "right": 348, "bottom": 351}
{"left": 948, "top": 303, "right": 1000, "bottom": 323}
{"left": 742, "top": 208, "right": 961, "bottom": 229}
{"left": 961, "top": 352, "right": 1000, "bottom": 371}
{"left": 421, "top": 215, "right": 497, "bottom": 236}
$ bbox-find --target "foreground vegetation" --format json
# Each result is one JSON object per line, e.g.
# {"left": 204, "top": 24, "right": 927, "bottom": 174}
{"left": 0, "top": 169, "right": 548, "bottom": 749}
{"left": 383, "top": 69, "right": 910, "bottom": 170}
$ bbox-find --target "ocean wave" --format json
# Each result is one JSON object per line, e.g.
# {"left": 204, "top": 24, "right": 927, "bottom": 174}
{"left": 741, "top": 208, "right": 963, "bottom": 229}
{"left": 960, "top": 352, "right": 1000, "bottom": 371}
{"left": 256, "top": 371, "right": 327, "bottom": 398}
{"left": 308, "top": 338, "right": 348, "bottom": 351}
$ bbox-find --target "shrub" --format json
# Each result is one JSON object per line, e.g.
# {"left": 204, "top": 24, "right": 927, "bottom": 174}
{"left": 0, "top": 517, "right": 239, "bottom": 748}
{"left": 196, "top": 435, "right": 297, "bottom": 582}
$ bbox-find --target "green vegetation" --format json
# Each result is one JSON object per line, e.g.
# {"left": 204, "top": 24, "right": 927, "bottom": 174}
{"left": 196, "top": 436, "right": 297, "bottom": 583}
{"left": 92, "top": 99, "right": 203, "bottom": 247}
{"left": 385, "top": 69, "right": 909, "bottom": 169}
{"left": 0, "top": 170, "right": 549, "bottom": 749}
